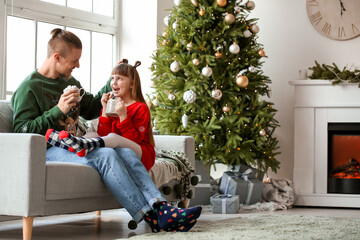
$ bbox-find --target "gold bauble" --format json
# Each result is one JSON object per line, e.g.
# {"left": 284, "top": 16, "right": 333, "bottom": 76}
{"left": 162, "top": 31, "right": 168, "bottom": 38}
{"left": 199, "top": 9, "right": 205, "bottom": 16}
{"left": 191, "top": 0, "right": 198, "bottom": 6}
{"left": 236, "top": 75, "right": 249, "bottom": 88}
{"left": 192, "top": 58, "right": 200, "bottom": 66}
{"left": 217, "top": 0, "right": 227, "bottom": 7}
{"left": 258, "top": 49, "right": 266, "bottom": 57}
{"left": 215, "top": 51, "right": 222, "bottom": 59}
{"left": 222, "top": 105, "right": 231, "bottom": 113}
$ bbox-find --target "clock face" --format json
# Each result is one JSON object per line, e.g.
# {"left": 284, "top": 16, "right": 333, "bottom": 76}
{"left": 306, "top": 0, "right": 360, "bottom": 40}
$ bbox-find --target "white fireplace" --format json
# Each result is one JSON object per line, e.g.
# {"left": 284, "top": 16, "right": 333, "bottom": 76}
{"left": 290, "top": 80, "right": 360, "bottom": 208}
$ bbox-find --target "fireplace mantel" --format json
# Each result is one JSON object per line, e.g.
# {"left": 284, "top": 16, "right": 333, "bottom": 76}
{"left": 290, "top": 79, "right": 360, "bottom": 208}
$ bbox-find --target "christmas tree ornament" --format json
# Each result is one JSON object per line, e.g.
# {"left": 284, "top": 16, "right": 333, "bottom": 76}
{"left": 172, "top": 21, "right": 178, "bottom": 29}
{"left": 236, "top": 75, "right": 249, "bottom": 88}
{"left": 152, "top": 98, "right": 159, "bottom": 107}
{"left": 186, "top": 42, "right": 193, "bottom": 51}
{"left": 191, "top": 0, "right": 198, "bottom": 7}
{"left": 258, "top": 49, "right": 266, "bottom": 57}
{"left": 229, "top": 42, "right": 240, "bottom": 54}
{"left": 170, "top": 61, "right": 180, "bottom": 72}
{"left": 234, "top": 6, "right": 241, "bottom": 13}
{"left": 211, "top": 89, "right": 223, "bottom": 100}
{"left": 174, "top": 0, "right": 181, "bottom": 6}
{"left": 164, "top": 15, "right": 170, "bottom": 26}
{"left": 168, "top": 93, "right": 175, "bottom": 101}
{"left": 248, "top": 65, "right": 256, "bottom": 72}
{"left": 225, "top": 13, "right": 235, "bottom": 24}
{"left": 222, "top": 104, "right": 231, "bottom": 113}
{"left": 162, "top": 31, "right": 168, "bottom": 38}
{"left": 182, "top": 113, "right": 188, "bottom": 128}
{"left": 202, "top": 66, "right": 213, "bottom": 77}
{"left": 251, "top": 24, "right": 260, "bottom": 34}
{"left": 192, "top": 58, "right": 200, "bottom": 66}
{"left": 183, "top": 90, "right": 197, "bottom": 103}
{"left": 199, "top": 9, "right": 205, "bottom": 16}
{"left": 215, "top": 51, "right": 222, "bottom": 59}
{"left": 259, "top": 129, "right": 266, "bottom": 136}
{"left": 217, "top": 0, "right": 227, "bottom": 7}
{"left": 246, "top": 1, "right": 256, "bottom": 10}
{"left": 243, "top": 29, "right": 252, "bottom": 38}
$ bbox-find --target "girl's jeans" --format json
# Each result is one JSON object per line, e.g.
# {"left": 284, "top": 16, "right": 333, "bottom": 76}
{"left": 46, "top": 147, "right": 166, "bottom": 223}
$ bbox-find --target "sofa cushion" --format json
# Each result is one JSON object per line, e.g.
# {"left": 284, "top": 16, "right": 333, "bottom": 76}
{"left": 46, "top": 162, "right": 112, "bottom": 200}
{"left": 0, "top": 100, "right": 13, "bottom": 133}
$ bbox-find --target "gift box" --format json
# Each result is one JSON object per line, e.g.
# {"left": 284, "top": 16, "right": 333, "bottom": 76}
{"left": 219, "top": 170, "right": 264, "bottom": 205}
{"left": 227, "top": 164, "right": 257, "bottom": 178}
{"left": 211, "top": 194, "right": 239, "bottom": 214}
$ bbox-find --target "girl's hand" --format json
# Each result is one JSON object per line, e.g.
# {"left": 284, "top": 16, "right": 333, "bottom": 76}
{"left": 101, "top": 92, "right": 112, "bottom": 108}
{"left": 115, "top": 98, "right": 127, "bottom": 122}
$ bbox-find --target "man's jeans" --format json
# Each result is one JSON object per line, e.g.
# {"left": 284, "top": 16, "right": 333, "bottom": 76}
{"left": 46, "top": 147, "right": 166, "bottom": 222}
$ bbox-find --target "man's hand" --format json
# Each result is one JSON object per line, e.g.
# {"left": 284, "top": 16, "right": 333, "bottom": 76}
{"left": 57, "top": 89, "right": 80, "bottom": 114}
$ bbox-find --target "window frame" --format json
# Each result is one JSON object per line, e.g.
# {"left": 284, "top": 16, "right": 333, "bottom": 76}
{"left": 0, "top": 0, "right": 121, "bottom": 99}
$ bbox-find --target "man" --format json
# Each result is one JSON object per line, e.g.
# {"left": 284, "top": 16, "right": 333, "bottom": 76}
{"left": 11, "top": 28, "right": 201, "bottom": 232}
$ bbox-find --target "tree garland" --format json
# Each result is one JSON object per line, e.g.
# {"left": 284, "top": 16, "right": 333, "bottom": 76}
{"left": 308, "top": 61, "right": 360, "bottom": 86}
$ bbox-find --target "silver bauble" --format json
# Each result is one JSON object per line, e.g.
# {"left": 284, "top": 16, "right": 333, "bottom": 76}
{"left": 211, "top": 89, "right": 223, "bottom": 100}
{"left": 202, "top": 66, "right": 213, "bottom": 77}
{"left": 168, "top": 93, "right": 175, "bottom": 101}
{"left": 164, "top": 15, "right": 170, "bottom": 26}
{"left": 243, "top": 29, "right": 252, "bottom": 38}
{"left": 186, "top": 42, "right": 193, "bottom": 51}
{"left": 251, "top": 24, "right": 260, "bottom": 34}
{"left": 229, "top": 42, "right": 240, "bottom": 54}
{"left": 259, "top": 129, "right": 266, "bottom": 136}
{"left": 192, "top": 58, "right": 200, "bottom": 66}
{"left": 225, "top": 13, "right": 235, "bottom": 24}
{"left": 234, "top": 6, "right": 241, "bottom": 13}
{"left": 170, "top": 61, "right": 180, "bottom": 72}
{"left": 246, "top": 1, "right": 255, "bottom": 10}
{"left": 174, "top": 0, "right": 181, "bottom": 6}
{"left": 183, "top": 90, "right": 197, "bottom": 103}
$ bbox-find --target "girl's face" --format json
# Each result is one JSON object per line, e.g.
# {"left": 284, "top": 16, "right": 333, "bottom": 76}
{"left": 110, "top": 74, "right": 133, "bottom": 99}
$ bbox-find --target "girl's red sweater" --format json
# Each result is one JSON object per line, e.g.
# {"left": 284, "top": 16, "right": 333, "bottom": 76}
{"left": 97, "top": 101, "right": 155, "bottom": 171}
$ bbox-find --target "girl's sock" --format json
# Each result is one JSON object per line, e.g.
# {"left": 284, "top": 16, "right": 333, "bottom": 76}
{"left": 59, "top": 130, "right": 105, "bottom": 157}
{"left": 143, "top": 210, "right": 198, "bottom": 232}
{"left": 153, "top": 201, "right": 202, "bottom": 231}
{"left": 45, "top": 129, "right": 75, "bottom": 152}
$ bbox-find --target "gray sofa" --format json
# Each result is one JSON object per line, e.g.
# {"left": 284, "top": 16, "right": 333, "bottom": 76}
{"left": 0, "top": 100, "right": 195, "bottom": 240}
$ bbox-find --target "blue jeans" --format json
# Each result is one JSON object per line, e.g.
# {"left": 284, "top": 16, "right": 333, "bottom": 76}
{"left": 46, "top": 147, "right": 166, "bottom": 223}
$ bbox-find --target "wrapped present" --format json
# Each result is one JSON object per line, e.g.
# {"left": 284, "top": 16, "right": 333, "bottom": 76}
{"left": 219, "top": 169, "right": 264, "bottom": 205}
{"left": 227, "top": 164, "right": 257, "bottom": 178}
{"left": 211, "top": 194, "right": 239, "bottom": 214}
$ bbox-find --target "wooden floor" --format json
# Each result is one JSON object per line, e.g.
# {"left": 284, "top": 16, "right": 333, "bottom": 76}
{"left": 1, "top": 206, "right": 360, "bottom": 240}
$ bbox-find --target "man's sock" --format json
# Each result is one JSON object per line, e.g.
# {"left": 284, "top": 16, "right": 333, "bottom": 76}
{"left": 45, "top": 129, "right": 75, "bottom": 152}
{"left": 59, "top": 130, "right": 105, "bottom": 157}
{"left": 143, "top": 210, "right": 198, "bottom": 232}
{"left": 153, "top": 201, "right": 202, "bottom": 231}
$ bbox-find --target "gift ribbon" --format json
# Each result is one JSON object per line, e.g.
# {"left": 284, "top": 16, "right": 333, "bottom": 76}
{"left": 224, "top": 169, "right": 254, "bottom": 205}
{"left": 217, "top": 194, "right": 232, "bottom": 214}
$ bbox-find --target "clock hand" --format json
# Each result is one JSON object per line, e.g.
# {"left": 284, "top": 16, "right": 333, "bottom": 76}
{"left": 339, "top": 0, "right": 346, "bottom": 16}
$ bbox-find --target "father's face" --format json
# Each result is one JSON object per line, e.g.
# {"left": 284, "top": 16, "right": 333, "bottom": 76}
{"left": 57, "top": 48, "right": 82, "bottom": 80}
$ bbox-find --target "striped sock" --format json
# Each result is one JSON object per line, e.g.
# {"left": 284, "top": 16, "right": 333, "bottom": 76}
{"left": 45, "top": 129, "right": 75, "bottom": 152}
{"left": 59, "top": 130, "right": 105, "bottom": 157}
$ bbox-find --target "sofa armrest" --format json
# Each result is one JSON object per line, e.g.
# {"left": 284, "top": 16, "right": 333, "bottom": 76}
{"left": 153, "top": 135, "right": 195, "bottom": 167}
{"left": 0, "top": 133, "right": 47, "bottom": 217}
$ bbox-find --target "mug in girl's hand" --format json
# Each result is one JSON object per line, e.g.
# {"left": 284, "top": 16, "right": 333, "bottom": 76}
{"left": 105, "top": 93, "right": 118, "bottom": 116}
{"left": 63, "top": 85, "right": 86, "bottom": 101}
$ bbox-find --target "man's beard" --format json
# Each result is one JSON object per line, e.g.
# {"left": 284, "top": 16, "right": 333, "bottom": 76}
{"left": 59, "top": 73, "right": 72, "bottom": 81}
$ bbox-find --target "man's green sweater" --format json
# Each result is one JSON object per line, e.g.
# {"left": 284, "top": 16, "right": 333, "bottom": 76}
{"left": 11, "top": 70, "right": 112, "bottom": 136}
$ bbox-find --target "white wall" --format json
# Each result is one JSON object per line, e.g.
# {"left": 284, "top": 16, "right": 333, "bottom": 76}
{"left": 122, "top": 0, "right": 360, "bottom": 180}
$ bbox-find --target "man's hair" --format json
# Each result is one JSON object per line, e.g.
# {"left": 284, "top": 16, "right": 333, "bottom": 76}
{"left": 47, "top": 28, "right": 82, "bottom": 58}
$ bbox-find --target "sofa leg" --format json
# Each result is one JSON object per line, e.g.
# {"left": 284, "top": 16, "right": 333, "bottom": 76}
{"left": 95, "top": 210, "right": 101, "bottom": 216}
{"left": 22, "top": 216, "right": 34, "bottom": 240}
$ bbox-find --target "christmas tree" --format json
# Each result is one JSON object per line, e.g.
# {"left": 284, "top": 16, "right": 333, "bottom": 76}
{"left": 149, "top": 0, "right": 280, "bottom": 174}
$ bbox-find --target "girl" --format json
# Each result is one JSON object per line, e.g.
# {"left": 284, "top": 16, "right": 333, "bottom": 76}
{"left": 46, "top": 59, "right": 155, "bottom": 171}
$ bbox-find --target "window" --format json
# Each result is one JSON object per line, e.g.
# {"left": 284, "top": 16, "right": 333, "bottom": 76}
{"left": 0, "top": 0, "right": 119, "bottom": 100}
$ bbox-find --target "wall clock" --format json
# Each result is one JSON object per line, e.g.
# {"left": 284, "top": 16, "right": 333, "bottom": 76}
{"left": 306, "top": 0, "right": 360, "bottom": 40}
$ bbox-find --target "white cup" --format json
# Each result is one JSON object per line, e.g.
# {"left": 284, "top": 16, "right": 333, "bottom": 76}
{"left": 63, "top": 85, "right": 86, "bottom": 101}
{"left": 299, "top": 69, "right": 308, "bottom": 80}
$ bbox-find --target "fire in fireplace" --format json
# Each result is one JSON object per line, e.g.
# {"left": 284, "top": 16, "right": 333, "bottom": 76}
{"left": 328, "top": 123, "right": 360, "bottom": 194}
